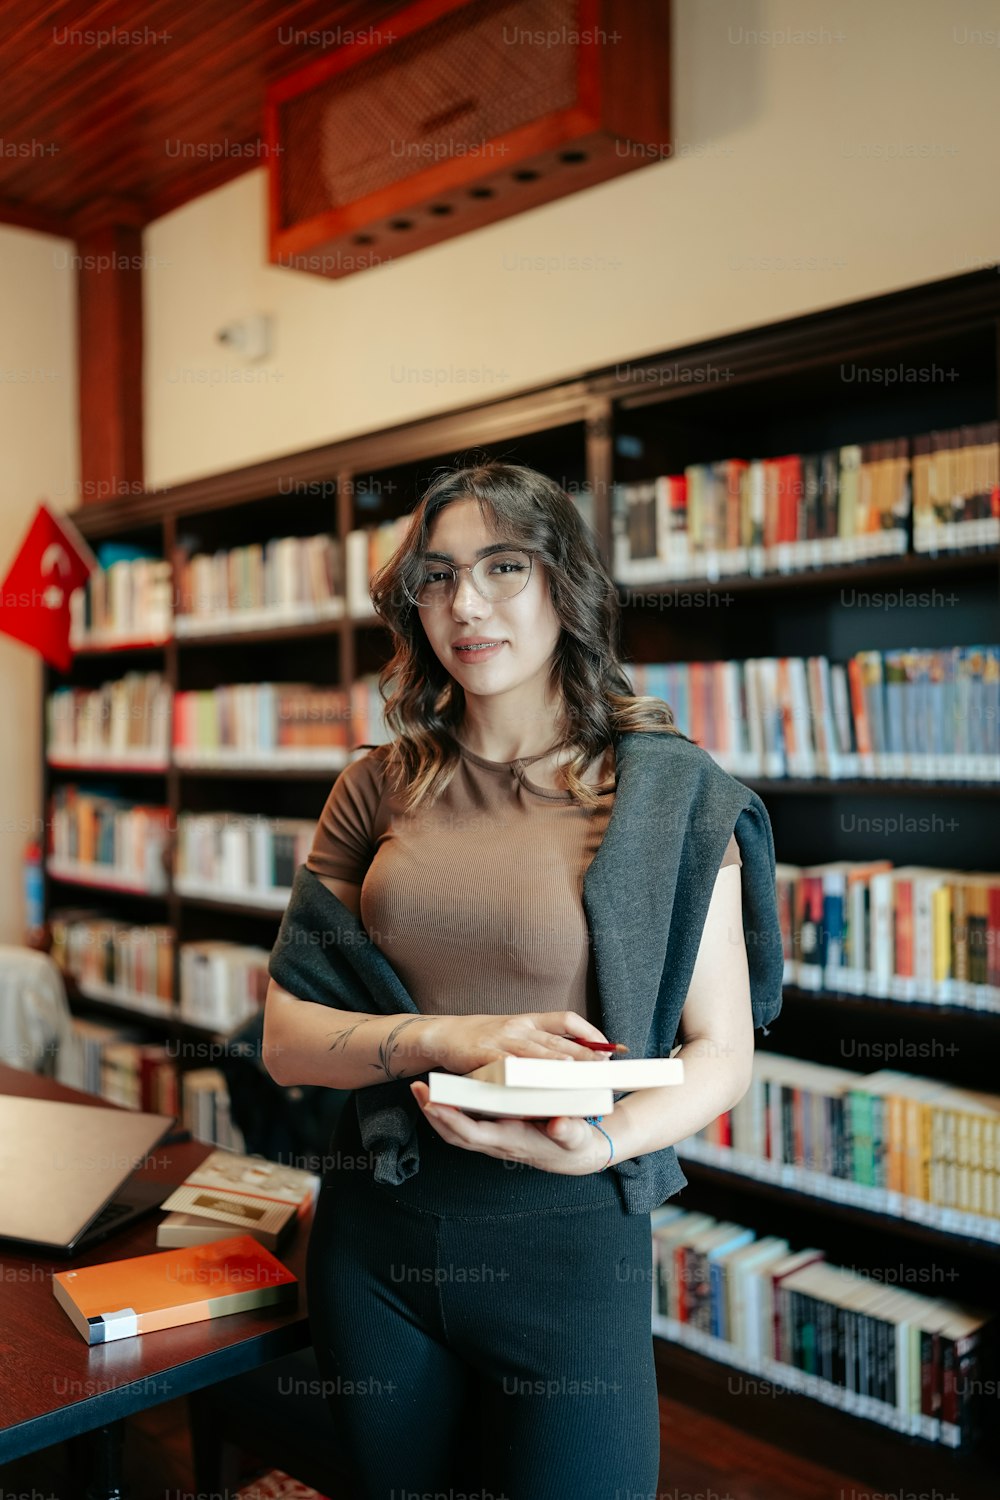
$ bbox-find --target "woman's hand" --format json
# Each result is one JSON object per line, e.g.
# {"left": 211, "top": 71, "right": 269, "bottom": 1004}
{"left": 427, "top": 1009, "right": 614, "bottom": 1076}
{"left": 408, "top": 1079, "right": 613, "bottom": 1175}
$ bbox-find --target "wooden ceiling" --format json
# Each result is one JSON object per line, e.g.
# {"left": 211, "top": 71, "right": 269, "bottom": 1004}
{"left": 0, "top": 0, "right": 404, "bottom": 235}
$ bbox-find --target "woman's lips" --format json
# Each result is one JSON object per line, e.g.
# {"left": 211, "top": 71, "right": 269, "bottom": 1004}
{"left": 453, "top": 640, "right": 507, "bottom": 661}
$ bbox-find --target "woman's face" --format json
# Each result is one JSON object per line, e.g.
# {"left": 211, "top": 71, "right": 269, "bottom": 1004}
{"left": 418, "top": 498, "right": 562, "bottom": 715}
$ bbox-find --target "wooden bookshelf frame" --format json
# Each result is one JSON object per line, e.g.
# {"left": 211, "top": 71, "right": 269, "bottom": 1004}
{"left": 39, "top": 267, "right": 1000, "bottom": 1491}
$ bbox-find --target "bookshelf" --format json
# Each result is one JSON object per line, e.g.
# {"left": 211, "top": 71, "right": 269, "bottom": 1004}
{"left": 36, "top": 269, "right": 999, "bottom": 1490}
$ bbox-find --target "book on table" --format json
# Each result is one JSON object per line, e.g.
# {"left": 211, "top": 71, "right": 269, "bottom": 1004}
{"left": 157, "top": 1149, "right": 319, "bottom": 1251}
{"left": 52, "top": 1233, "right": 297, "bottom": 1344}
{"left": 427, "top": 1055, "right": 684, "bottom": 1118}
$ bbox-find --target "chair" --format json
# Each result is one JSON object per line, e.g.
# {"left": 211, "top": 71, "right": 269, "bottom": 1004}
{"left": 0, "top": 945, "right": 73, "bottom": 1078}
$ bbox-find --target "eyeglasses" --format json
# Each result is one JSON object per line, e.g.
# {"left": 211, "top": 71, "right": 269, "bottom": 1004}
{"left": 403, "top": 548, "right": 536, "bottom": 608}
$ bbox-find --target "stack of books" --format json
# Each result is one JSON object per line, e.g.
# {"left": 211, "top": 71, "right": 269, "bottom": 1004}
{"left": 173, "top": 532, "right": 344, "bottom": 634}
{"left": 775, "top": 861, "right": 1000, "bottom": 1010}
{"left": 47, "top": 785, "right": 171, "bottom": 893}
{"left": 651, "top": 1204, "right": 991, "bottom": 1448}
{"left": 47, "top": 672, "right": 172, "bottom": 767}
{"left": 625, "top": 646, "right": 999, "bottom": 781}
{"left": 428, "top": 1054, "right": 684, "bottom": 1118}
{"left": 173, "top": 683, "right": 352, "bottom": 766}
{"left": 677, "top": 1053, "right": 1000, "bottom": 1240}
{"left": 157, "top": 1148, "right": 319, "bottom": 1251}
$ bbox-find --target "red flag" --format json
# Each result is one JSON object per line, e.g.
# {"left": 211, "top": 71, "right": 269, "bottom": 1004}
{"left": 0, "top": 503, "right": 98, "bottom": 671}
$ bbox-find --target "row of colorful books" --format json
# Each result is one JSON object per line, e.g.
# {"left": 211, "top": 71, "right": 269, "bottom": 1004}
{"left": 174, "top": 812, "right": 315, "bottom": 904}
{"left": 49, "top": 909, "right": 269, "bottom": 1031}
{"left": 46, "top": 646, "right": 997, "bottom": 782}
{"left": 59, "top": 1016, "right": 243, "bottom": 1149}
{"left": 172, "top": 531, "right": 344, "bottom": 634}
{"left": 173, "top": 683, "right": 353, "bottom": 763}
{"left": 46, "top": 672, "right": 391, "bottom": 767}
{"left": 613, "top": 424, "right": 1000, "bottom": 582}
{"left": 677, "top": 1054, "right": 1000, "bottom": 1241}
{"left": 181, "top": 1066, "right": 245, "bottom": 1150}
{"left": 625, "top": 647, "right": 999, "bottom": 780}
{"left": 179, "top": 939, "right": 271, "bottom": 1031}
{"left": 69, "top": 545, "right": 173, "bottom": 646}
{"left": 60, "top": 1017, "right": 179, "bottom": 1114}
{"left": 651, "top": 1204, "right": 989, "bottom": 1449}
{"left": 777, "top": 862, "right": 1000, "bottom": 1011}
{"left": 49, "top": 908, "right": 175, "bottom": 1016}
{"left": 46, "top": 786, "right": 318, "bottom": 905}
{"left": 349, "top": 672, "right": 394, "bottom": 749}
{"left": 912, "top": 426, "right": 1000, "bottom": 553}
{"left": 346, "top": 518, "right": 409, "bottom": 617}
{"left": 67, "top": 532, "right": 346, "bottom": 649}
{"left": 48, "top": 786, "right": 171, "bottom": 892}
{"left": 47, "top": 673, "right": 173, "bottom": 765}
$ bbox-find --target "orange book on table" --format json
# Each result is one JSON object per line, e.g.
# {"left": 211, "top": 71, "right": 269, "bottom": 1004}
{"left": 52, "top": 1233, "right": 297, "bottom": 1345}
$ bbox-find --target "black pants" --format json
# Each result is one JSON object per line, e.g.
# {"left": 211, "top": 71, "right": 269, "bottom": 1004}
{"left": 306, "top": 1087, "right": 661, "bottom": 1500}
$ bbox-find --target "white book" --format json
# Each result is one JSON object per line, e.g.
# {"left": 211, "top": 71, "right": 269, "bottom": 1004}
{"left": 466, "top": 1056, "right": 684, "bottom": 1091}
{"left": 427, "top": 1073, "right": 613, "bottom": 1119}
{"left": 345, "top": 529, "right": 378, "bottom": 617}
{"left": 743, "top": 659, "right": 765, "bottom": 779}
{"left": 787, "top": 657, "right": 816, "bottom": 777}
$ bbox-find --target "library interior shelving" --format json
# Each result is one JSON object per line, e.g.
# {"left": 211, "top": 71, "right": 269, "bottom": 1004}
{"left": 39, "top": 269, "right": 999, "bottom": 1495}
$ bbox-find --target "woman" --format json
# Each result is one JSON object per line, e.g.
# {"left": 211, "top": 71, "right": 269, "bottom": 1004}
{"left": 263, "top": 461, "right": 772, "bottom": 1500}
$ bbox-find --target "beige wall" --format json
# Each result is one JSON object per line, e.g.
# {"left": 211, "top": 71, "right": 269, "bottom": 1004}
{"left": 0, "top": 226, "right": 78, "bottom": 944}
{"left": 144, "top": 0, "right": 1000, "bottom": 489}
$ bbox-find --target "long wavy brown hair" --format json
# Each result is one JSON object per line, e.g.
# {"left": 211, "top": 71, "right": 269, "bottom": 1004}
{"left": 367, "top": 459, "right": 691, "bottom": 810}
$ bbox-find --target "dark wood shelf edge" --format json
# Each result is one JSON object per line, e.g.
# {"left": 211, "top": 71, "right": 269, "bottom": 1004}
{"left": 61, "top": 973, "right": 243, "bottom": 1045}
{"left": 739, "top": 777, "right": 1000, "bottom": 798}
{"left": 175, "top": 893, "right": 289, "bottom": 918}
{"left": 677, "top": 1158, "right": 1000, "bottom": 1259}
{"left": 174, "top": 764, "right": 347, "bottom": 780}
{"left": 175, "top": 617, "right": 348, "bottom": 648}
{"left": 652, "top": 1337, "right": 997, "bottom": 1497}
{"left": 780, "top": 984, "right": 1000, "bottom": 1024}
{"left": 616, "top": 547, "right": 999, "bottom": 598}
{"left": 45, "top": 870, "right": 169, "bottom": 900}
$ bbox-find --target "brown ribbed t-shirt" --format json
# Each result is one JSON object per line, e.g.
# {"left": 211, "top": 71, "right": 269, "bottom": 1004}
{"left": 305, "top": 741, "right": 741, "bottom": 1026}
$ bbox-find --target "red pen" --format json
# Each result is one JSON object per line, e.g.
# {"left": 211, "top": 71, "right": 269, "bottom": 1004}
{"left": 575, "top": 1038, "right": 629, "bottom": 1053}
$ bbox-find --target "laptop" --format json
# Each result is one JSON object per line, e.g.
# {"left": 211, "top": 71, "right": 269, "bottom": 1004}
{"left": 0, "top": 1094, "right": 176, "bottom": 1255}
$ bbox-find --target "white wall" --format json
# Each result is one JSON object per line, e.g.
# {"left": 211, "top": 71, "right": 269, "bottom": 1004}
{"left": 0, "top": 226, "right": 78, "bottom": 943}
{"left": 144, "top": 0, "right": 1000, "bottom": 488}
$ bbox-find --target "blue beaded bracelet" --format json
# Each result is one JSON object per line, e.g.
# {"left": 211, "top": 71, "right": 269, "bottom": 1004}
{"left": 585, "top": 1114, "right": 614, "bottom": 1170}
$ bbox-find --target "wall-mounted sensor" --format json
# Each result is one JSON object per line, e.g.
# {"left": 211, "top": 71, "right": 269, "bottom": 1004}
{"left": 215, "top": 313, "right": 272, "bottom": 361}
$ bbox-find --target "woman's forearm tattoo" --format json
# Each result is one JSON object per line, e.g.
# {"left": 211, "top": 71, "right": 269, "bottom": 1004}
{"left": 374, "top": 1017, "right": 429, "bottom": 1080}
{"left": 327, "top": 1019, "right": 373, "bottom": 1054}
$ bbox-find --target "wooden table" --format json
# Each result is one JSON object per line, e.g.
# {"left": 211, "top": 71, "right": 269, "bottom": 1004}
{"left": 0, "top": 1062, "right": 313, "bottom": 1496}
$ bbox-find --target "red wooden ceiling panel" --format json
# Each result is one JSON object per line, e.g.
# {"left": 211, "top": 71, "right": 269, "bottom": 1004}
{"left": 0, "top": 0, "right": 405, "bottom": 232}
